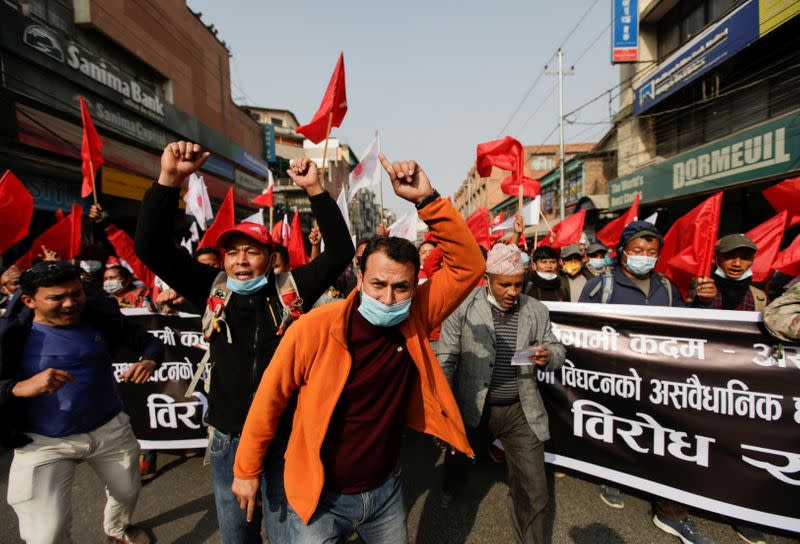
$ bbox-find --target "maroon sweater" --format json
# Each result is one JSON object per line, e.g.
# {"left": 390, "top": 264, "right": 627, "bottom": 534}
{"left": 320, "top": 305, "right": 418, "bottom": 493}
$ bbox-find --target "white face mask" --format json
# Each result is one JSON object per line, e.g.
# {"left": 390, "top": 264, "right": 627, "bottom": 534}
{"left": 487, "top": 289, "right": 508, "bottom": 311}
{"left": 103, "top": 279, "right": 126, "bottom": 295}
{"left": 714, "top": 267, "right": 753, "bottom": 281}
{"left": 536, "top": 271, "right": 558, "bottom": 281}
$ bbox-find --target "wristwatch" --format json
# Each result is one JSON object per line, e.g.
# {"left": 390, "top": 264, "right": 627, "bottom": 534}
{"left": 415, "top": 190, "right": 440, "bottom": 210}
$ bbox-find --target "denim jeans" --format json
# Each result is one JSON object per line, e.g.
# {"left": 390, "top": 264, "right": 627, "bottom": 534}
{"left": 286, "top": 466, "right": 407, "bottom": 544}
{"left": 210, "top": 429, "right": 289, "bottom": 544}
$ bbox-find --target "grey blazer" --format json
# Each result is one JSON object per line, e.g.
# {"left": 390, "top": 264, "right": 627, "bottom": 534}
{"left": 435, "top": 287, "right": 566, "bottom": 441}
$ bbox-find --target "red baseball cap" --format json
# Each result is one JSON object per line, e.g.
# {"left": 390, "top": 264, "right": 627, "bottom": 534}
{"left": 216, "top": 222, "right": 274, "bottom": 248}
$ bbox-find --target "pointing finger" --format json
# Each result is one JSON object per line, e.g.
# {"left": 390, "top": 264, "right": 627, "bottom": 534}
{"left": 378, "top": 153, "right": 396, "bottom": 180}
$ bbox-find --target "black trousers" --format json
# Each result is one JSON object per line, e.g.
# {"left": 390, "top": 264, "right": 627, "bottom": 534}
{"left": 443, "top": 402, "right": 549, "bottom": 544}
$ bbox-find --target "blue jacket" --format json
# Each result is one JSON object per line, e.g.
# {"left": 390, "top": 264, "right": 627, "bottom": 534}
{"left": 0, "top": 290, "right": 164, "bottom": 448}
{"left": 578, "top": 265, "right": 686, "bottom": 307}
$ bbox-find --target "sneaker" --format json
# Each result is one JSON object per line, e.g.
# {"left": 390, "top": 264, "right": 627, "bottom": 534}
{"left": 734, "top": 525, "right": 766, "bottom": 544}
{"left": 107, "top": 526, "right": 151, "bottom": 544}
{"left": 488, "top": 440, "right": 506, "bottom": 463}
{"left": 599, "top": 485, "right": 624, "bottom": 509}
{"left": 652, "top": 515, "right": 714, "bottom": 544}
{"left": 139, "top": 454, "right": 157, "bottom": 481}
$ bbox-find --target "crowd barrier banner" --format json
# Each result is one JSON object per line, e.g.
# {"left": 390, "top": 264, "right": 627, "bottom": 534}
{"left": 116, "top": 309, "right": 209, "bottom": 450}
{"left": 539, "top": 302, "right": 799, "bottom": 532}
{"left": 117, "top": 304, "right": 800, "bottom": 531}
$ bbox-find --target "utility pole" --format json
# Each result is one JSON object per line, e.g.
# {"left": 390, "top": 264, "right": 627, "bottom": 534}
{"left": 546, "top": 49, "right": 574, "bottom": 220}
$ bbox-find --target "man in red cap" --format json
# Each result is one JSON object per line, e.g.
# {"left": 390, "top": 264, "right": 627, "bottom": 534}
{"left": 134, "top": 141, "right": 354, "bottom": 544}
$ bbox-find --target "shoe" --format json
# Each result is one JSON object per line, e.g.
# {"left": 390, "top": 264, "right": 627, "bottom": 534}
{"left": 184, "top": 448, "right": 201, "bottom": 458}
{"left": 106, "top": 526, "right": 151, "bottom": 544}
{"left": 653, "top": 515, "right": 714, "bottom": 544}
{"left": 440, "top": 490, "right": 453, "bottom": 509}
{"left": 599, "top": 485, "right": 624, "bottom": 509}
{"left": 488, "top": 439, "right": 505, "bottom": 463}
{"left": 554, "top": 471, "right": 566, "bottom": 478}
{"left": 734, "top": 525, "right": 766, "bottom": 544}
{"left": 139, "top": 454, "right": 157, "bottom": 481}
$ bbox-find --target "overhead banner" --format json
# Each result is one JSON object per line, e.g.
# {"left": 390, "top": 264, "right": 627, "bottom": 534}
{"left": 612, "top": 0, "right": 639, "bottom": 63}
{"left": 538, "top": 302, "right": 800, "bottom": 533}
{"left": 115, "top": 310, "right": 209, "bottom": 450}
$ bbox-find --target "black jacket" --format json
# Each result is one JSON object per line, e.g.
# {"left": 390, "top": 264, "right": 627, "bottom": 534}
{"left": 134, "top": 183, "right": 354, "bottom": 434}
{"left": 0, "top": 291, "right": 165, "bottom": 448}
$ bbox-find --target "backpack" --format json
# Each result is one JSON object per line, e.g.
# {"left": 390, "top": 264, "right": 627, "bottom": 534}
{"left": 185, "top": 270, "right": 304, "bottom": 397}
{"left": 588, "top": 268, "right": 674, "bottom": 306}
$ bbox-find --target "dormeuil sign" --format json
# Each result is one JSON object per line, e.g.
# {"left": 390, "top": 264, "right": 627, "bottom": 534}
{"left": 633, "top": 0, "right": 759, "bottom": 115}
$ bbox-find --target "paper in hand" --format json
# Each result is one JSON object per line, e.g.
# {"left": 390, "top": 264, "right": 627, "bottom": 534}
{"left": 511, "top": 346, "right": 539, "bottom": 366}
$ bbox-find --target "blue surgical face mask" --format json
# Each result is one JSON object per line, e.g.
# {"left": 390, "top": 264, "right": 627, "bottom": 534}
{"left": 226, "top": 274, "right": 269, "bottom": 295}
{"left": 358, "top": 290, "right": 412, "bottom": 327}
{"left": 588, "top": 258, "right": 607, "bottom": 271}
{"left": 714, "top": 267, "right": 753, "bottom": 281}
{"left": 623, "top": 252, "right": 658, "bottom": 276}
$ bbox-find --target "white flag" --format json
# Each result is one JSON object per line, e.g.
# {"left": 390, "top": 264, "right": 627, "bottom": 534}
{"left": 348, "top": 135, "right": 382, "bottom": 201}
{"left": 183, "top": 174, "right": 213, "bottom": 230}
{"left": 324, "top": 189, "right": 355, "bottom": 252}
{"left": 180, "top": 237, "right": 193, "bottom": 254}
{"left": 281, "top": 213, "right": 290, "bottom": 243}
{"left": 387, "top": 211, "right": 418, "bottom": 243}
{"left": 491, "top": 197, "right": 541, "bottom": 232}
{"left": 243, "top": 211, "right": 264, "bottom": 226}
{"left": 189, "top": 222, "right": 200, "bottom": 243}
{"left": 644, "top": 211, "right": 658, "bottom": 225}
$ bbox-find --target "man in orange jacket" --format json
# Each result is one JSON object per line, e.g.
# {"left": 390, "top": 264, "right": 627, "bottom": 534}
{"left": 232, "top": 154, "right": 485, "bottom": 542}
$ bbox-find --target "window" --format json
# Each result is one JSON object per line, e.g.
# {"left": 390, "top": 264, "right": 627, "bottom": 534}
{"left": 656, "top": 0, "right": 742, "bottom": 60}
{"left": 531, "top": 156, "right": 555, "bottom": 171}
{"left": 271, "top": 118, "right": 284, "bottom": 127}
{"left": 566, "top": 170, "right": 584, "bottom": 203}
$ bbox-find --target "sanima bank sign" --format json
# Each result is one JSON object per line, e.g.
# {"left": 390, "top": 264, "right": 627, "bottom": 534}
{"left": 609, "top": 111, "right": 800, "bottom": 210}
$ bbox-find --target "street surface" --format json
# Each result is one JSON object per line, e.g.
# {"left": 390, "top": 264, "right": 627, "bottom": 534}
{"left": 1, "top": 432, "right": 797, "bottom": 543}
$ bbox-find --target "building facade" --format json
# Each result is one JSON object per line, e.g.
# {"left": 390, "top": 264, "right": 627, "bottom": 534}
{"left": 0, "top": 0, "right": 272, "bottom": 261}
{"left": 607, "top": 0, "right": 800, "bottom": 235}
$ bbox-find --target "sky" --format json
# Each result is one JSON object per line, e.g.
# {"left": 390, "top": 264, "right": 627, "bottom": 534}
{"left": 188, "top": 0, "right": 620, "bottom": 215}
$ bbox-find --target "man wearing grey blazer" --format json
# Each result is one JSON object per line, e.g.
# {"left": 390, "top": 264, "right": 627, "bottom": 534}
{"left": 435, "top": 243, "right": 565, "bottom": 544}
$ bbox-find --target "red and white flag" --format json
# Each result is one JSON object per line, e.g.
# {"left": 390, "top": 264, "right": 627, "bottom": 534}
{"left": 183, "top": 173, "right": 214, "bottom": 230}
{"left": 251, "top": 169, "right": 275, "bottom": 208}
{"left": 348, "top": 134, "right": 381, "bottom": 201}
{"left": 387, "top": 211, "right": 418, "bottom": 243}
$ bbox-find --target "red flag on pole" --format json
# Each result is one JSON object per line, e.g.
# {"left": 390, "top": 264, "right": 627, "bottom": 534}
{"left": 15, "top": 205, "right": 83, "bottom": 269}
{"left": 539, "top": 209, "right": 586, "bottom": 249}
{"left": 252, "top": 184, "right": 274, "bottom": 208}
{"left": 0, "top": 170, "right": 34, "bottom": 255}
{"left": 295, "top": 53, "right": 348, "bottom": 144}
{"left": 79, "top": 96, "right": 103, "bottom": 198}
{"left": 271, "top": 219, "right": 285, "bottom": 245}
{"left": 466, "top": 208, "right": 491, "bottom": 250}
{"left": 105, "top": 224, "right": 156, "bottom": 290}
{"left": 596, "top": 193, "right": 640, "bottom": 251}
{"left": 744, "top": 211, "right": 789, "bottom": 283}
{"left": 198, "top": 188, "right": 235, "bottom": 249}
{"left": 772, "top": 234, "right": 800, "bottom": 277}
{"left": 656, "top": 192, "right": 722, "bottom": 300}
{"left": 287, "top": 212, "right": 308, "bottom": 268}
{"left": 475, "top": 136, "right": 541, "bottom": 198}
{"left": 763, "top": 176, "right": 800, "bottom": 227}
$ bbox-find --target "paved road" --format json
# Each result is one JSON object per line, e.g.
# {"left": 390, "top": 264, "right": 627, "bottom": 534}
{"left": 1, "top": 432, "right": 797, "bottom": 543}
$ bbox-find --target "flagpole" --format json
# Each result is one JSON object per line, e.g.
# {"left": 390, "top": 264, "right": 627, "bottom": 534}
{"left": 89, "top": 158, "right": 99, "bottom": 206}
{"left": 377, "top": 130, "right": 385, "bottom": 225}
{"left": 319, "top": 112, "right": 334, "bottom": 190}
{"left": 269, "top": 206, "right": 274, "bottom": 231}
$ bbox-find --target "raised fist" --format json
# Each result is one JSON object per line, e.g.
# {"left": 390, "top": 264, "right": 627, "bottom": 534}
{"left": 287, "top": 158, "right": 323, "bottom": 196}
{"left": 158, "top": 141, "right": 210, "bottom": 188}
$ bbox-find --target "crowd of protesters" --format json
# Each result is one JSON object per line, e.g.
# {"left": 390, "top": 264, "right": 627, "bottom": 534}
{"left": 0, "top": 140, "right": 798, "bottom": 544}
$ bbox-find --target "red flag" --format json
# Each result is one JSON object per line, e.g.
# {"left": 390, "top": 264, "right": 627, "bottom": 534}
{"left": 271, "top": 219, "right": 285, "bottom": 245}
{"left": 475, "top": 136, "right": 541, "bottom": 198}
{"left": 105, "top": 224, "right": 156, "bottom": 290}
{"left": 656, "top": 192, "right": 722, "bottom": 300}
{"left": 596, "top": 194, "right": 640, "bottom": 251}
{"left": 15, "top": 205, "right": 82, "bottom": 269}
{"left": 465, "top": 208, "right": 491, "bottom": 250}
{"left": 296, "top": 53, "right": 347, "bottom": 144}
{"left": 499, "top": 175, "right": 541, "bottom": 198}
{"left": 772, "top": 234, "right": 800, "bottom": 277}
{"left": 0, "top": 170, "right": 34, "bottom": 255}
{"left": 79, "top": 96, "right": 103, "bottom": 198}
{"left": 763, "top": 177, "right": 800, "bottom": 227}
{"left": 54, "top": 209, "right": 65, "bottom": 221}
{"left": 198, "top": 188, "right": 235, "bottom": 249}
{"left": 287, "top": 212, "right": 308, "bottom": 268}
{"left": 540, "top": 209, "right": 586, "bottom": 249}
{"left": 252, "top": 185, "right": 274, "bottom": 208}
{"left": 745, "top": 211, "right": 788, "bottom": 283}
{"left": 490, "top": 212, "right": 505, "bottom": 228}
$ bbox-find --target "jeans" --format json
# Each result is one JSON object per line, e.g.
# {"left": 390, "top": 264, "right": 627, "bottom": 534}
{"left": 286, "top": 466, "right": 407, "bottom": 544}
{"left": 7, "top": 412, "right": 141, "bottom": 544}
{"left": 444, "top": 402, "right": 549, "bottom": 544}
{"left": 210, "top": 429, "right": 289, "bottom": 544}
